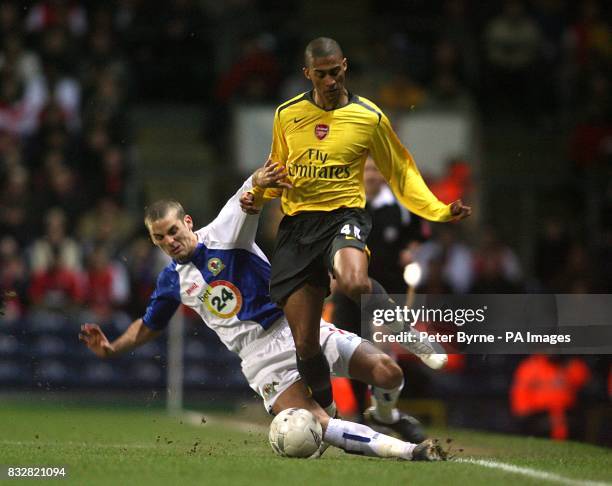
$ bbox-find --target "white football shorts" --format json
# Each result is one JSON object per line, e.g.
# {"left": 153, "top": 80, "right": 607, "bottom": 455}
{"left": 240, "top": 318, "right": 363, "bottom": 413}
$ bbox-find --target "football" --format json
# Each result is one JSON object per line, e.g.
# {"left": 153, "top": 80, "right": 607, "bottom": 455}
{"left": 268, "top": 408, "right": 323, "bottom": 458}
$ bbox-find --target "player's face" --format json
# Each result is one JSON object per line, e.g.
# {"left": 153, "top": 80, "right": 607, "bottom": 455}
{"left": 147, "top": 210, "right": 197, "bottom": 261}
{"left": 303, "top": 54, "right": 347, "bottom": 106}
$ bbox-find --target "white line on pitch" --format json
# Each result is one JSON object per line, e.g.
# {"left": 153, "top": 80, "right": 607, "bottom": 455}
{"left": 457, "top": 458, "right": 611, "bottom": 486}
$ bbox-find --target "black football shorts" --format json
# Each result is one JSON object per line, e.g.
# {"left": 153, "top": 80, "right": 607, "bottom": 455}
{"left": 269, "top": 208, "right": 372, "bottom": 305}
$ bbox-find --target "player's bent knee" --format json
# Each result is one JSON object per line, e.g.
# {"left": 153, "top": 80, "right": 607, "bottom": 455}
{"left": 348, "top": 278, "right": 371, "bottom": 297}
{"left": 375, "top": 356, "right": 404, "bottom": 389}
{"left": 337, "top": 275, "right": 371, "bottom": 300}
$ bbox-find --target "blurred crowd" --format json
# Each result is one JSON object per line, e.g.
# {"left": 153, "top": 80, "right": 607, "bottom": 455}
{"left": 0, "top": 0, "right": 173, "bottom": 330}
{"left": 0, "top": 0, "right": 610, "bottom": 444}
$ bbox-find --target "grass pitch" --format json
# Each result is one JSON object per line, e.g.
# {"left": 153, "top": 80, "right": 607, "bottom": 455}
{"left": 1, "top": 401, "right": 610, "bottom": 486}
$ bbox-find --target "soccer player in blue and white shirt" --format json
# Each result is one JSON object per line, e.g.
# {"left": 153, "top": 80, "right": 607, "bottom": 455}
{"left": 79, "top": 166, "right": 445, "bottom": 461}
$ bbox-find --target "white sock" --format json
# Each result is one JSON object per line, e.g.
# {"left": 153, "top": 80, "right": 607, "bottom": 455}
{"left": 371, "top": 379, "right": 403, "bottom": 424}
{"left": 324, "top": 418, "right": 416, "bottom": 460}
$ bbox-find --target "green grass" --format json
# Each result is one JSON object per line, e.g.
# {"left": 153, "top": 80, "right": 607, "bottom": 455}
{"left": 1, "top": 402, "right": 610, "bottom": 486}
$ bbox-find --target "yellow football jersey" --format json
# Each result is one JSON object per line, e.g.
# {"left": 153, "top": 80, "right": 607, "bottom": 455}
{"left": 251, "top": 91, "right": 453, "bottom": 222}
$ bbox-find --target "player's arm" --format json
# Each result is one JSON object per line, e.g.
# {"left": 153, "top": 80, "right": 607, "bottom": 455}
{"left": 79, "top": 319, "right": 161, "bottom": 358}
{"left": 248, "top": 109, "right": 290, "bottom": 209}
{"left": 202, "top": 176, "right": 260, "bottom": 242}
{"left": 369, "top": 114, "right": 471, "bottom": 222}
{"left": 202, "top": 165, "right": 289, "bottom": 244}
{"left": 240, "top": 159, "right": 291, "bottom": 214}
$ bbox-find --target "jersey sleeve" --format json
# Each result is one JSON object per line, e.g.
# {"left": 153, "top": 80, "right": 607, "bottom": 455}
{"left": 369, "top": 114, "right": 453, "bottom": 222}
{"left": 251, "top": 108, "right": 288, "bottom": 207}
{"left": 142, "top": 268, "right": 181, "bottom": 331}
{"left": 201, "top": 176, "right": 261, "bottom": 245}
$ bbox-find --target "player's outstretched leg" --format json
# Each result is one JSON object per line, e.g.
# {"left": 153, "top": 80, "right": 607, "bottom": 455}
{"left": 348, "top": 341, "right": 426, "bottom": 443}
{"left": 364, "top": 279, "right": 448, "bottom": 370}
{"left": 333, "top": 247, "right": 446, "bottom": 369}
{"left": 273, "top": 381, "right": 444, "bottom": 461}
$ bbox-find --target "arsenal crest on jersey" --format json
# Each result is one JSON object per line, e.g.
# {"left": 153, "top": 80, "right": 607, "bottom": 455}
{"left": 315, "top": 124, "right": 329, "bottom": 140}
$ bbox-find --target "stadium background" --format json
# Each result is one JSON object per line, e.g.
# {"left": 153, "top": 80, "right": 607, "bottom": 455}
{"left": 0, "top": 0, "right": 610, "bottom": 447}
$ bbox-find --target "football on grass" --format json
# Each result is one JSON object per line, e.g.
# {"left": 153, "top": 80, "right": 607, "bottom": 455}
{"left": 268, "top": 408, "right": 323, "bottom": 458}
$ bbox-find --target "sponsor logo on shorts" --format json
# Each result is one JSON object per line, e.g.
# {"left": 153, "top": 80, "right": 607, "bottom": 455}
{"left": 262, "top": 381, "right": 279, "bottom": 399}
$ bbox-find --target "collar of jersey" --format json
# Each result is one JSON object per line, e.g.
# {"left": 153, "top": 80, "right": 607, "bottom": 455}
{"left": 174, "top": 242, "right": 205, "bottom": 265}
{"left": 305, "top": 89, "right": 356, "bottom": 112}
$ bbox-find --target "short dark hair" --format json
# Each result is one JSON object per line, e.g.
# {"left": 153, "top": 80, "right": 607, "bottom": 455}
{"left": 144, "top": 200, "right": 185, "bottom": 227}
{"left": 304, "top": 37, "right": 343, "bottom": 66}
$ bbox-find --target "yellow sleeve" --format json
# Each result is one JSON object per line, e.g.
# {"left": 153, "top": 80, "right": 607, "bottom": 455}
{"left": 250, "top": 109, "right": 288, "bottom": 206}
{"left": 369, "top": 114, "right": 453, "bottom": 222}
{"left": 250, "top": 186, "right": 283, "bottom": 206}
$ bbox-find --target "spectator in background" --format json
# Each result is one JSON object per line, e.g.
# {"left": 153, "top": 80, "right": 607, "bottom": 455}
{"left": 483, "top": 0, "right": 542, "bottom": 118}
{"left": 80, "top": 26, "right": 130, "bottom": 104}
{"left": 215, "top": 32, "right": 280, "bottom": 103}
{"left": 437, "top": 0, "right": 479, "bottom": 90}
{"left": 550, "top": 242, "right": 595, "bottom": 292}
{"left": 39, "top": 62, "right": 81, "bottom": 132}
{"left": 0, "top": 128, "right": 23, "bottom": 169}
{"left": 82, "top": 244, "right": 130, "bottom": 328}
{"left": 28, "top": 243, "right": 85, "bottom": 329}
{"left": 429, "top": 158, "right": 473, "bottom": 204}
{"left": 28, "top": 207, "right": 81, "bottom": 273}
{"left": 208, "top": 31, "right": 280, "bottom": 148}
{"left": 0, "top": 33, "right": 43, "bottom": 84}
{"left": 471, "top": 226, "right": 523, "bottom": 293}
{"left": 0, "top": 2, "right": 21, "bottom": 44}
{"left": 78, "top": 197, "right": 135, "bottom": 256}
{"left": 0, "top": 62, "right": 46, "bottom": 137}
{"left": 376, "top": 69, "right": 427, "bottom": 112}
{"left": 99, "top": 146, "right": 129, "bottom": 205}
{"left": 511, "top": 354, "right": 591, "bottom": 440}
{"left": 563, "top": 0, "right": 611, "bottom": 72}
{"left": 33, "top": 151, "right": 87, "bottom": 221}
{"left": 425, "top": 41, "right": 475, "bottom": 111}
{"left": 81, "top": 123, "right": 110, "bottom": 173}
{"left": 81, "top": 70, "right": 129, "bottom": 140}
{"left": 37, "top": 27, "right": 78, "bottom": 77}
{"left": 414, "top": 226, "right": 474, "bottom": 294}
{"left": 534, "top": 218, "right": 570, "bottom": 290}
{"left": 25, "top": 0, "right": 87, "bottom": 38}
{"left": 0, "top": 164, "right": 35, "bottom": 246}
{"left": 27, "top": 100, "right": 80, "bottom": 165}
{"left": 0, "top": 236, "right": 29, "bottom": 322}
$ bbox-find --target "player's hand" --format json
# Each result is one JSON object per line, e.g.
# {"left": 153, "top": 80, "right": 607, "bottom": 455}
{"left": 79, "top": 323, "right": 114, "bottom": 358}
{"left": 240, "top": 192, "right": 260, "bottom": 215}
{"left": 450, "top": 199, "right": 472, "bottom": 220}
{"left": 253, "top": 159, "right": 293, "bottom": 189}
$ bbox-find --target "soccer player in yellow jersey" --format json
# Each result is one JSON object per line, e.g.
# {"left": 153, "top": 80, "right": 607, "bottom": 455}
{"left": 242, "top": 37, "right": 471, "bottom": 417}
